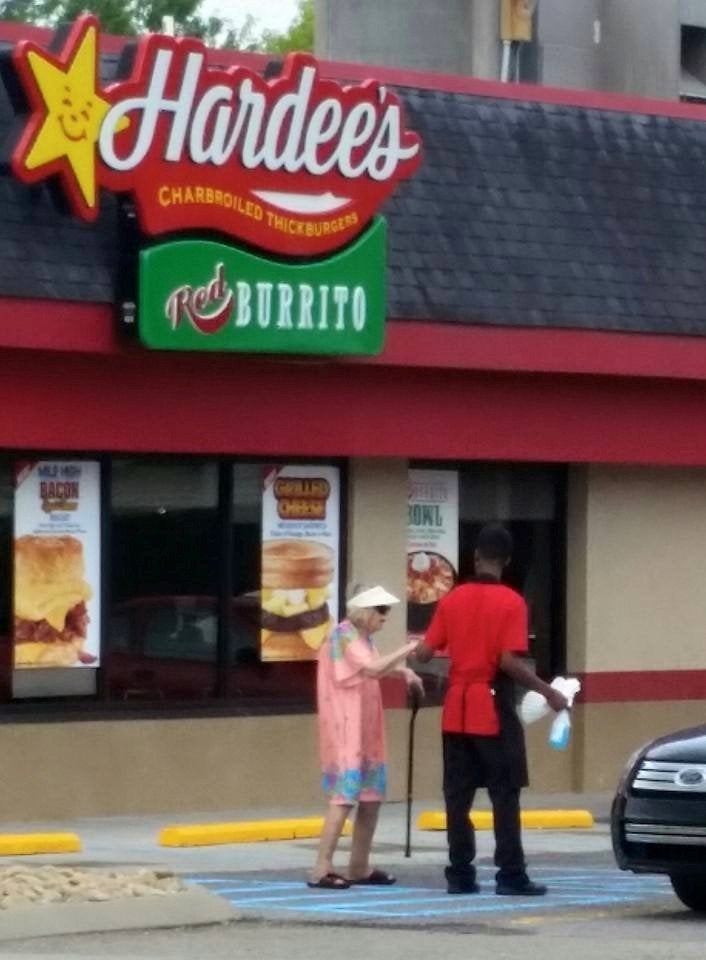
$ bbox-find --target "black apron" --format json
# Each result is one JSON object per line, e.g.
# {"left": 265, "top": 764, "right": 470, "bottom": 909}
{"left": 492, "top": 670, "right": 529, "bottom": 789}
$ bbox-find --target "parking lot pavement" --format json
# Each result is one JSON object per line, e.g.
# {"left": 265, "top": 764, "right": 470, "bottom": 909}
{"left": 186, "top": 859, "right": 676, "bottom": 926}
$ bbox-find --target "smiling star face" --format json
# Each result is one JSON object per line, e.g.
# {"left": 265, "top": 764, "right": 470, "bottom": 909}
{"left": 14, "top": 18, "right": 127, "bottom": 217}
{"left": 57, "top": 84, "right": 95, "bottom": 143}
{"left": 22, "top": 25, "right": 108, "bottom": 211}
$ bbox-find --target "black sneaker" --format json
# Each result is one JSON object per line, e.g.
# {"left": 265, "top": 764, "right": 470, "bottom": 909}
{"left": 447, "top": 879, "right": 481, "bottom": 895}
{"left": 495, "top": 879, "right": 547, "bottom": 896}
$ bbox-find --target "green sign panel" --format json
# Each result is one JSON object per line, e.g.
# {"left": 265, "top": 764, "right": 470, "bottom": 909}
{"left": 138, "top": 218, "right": 386, "bottom": 355}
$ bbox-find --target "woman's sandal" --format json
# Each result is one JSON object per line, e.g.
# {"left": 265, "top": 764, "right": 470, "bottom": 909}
{"left": 351, "top": 868, "right": 396, "bottom": 885}
{"left": 307, "top": 872, "right": 351, "bottom": 889}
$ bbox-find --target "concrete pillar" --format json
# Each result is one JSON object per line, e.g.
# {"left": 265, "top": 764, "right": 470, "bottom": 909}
{"left": 346, "top": 458, "right": 408, "bottom": 651}
{"left": 314, "top": 0, "right": 479, "bottom": 75}
{"left": 468, "top": 0, "right": 501, "bottom": 79}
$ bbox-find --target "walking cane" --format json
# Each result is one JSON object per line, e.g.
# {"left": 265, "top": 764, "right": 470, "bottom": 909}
{"left": 404, "top": 685, "right": 422, "bottom": 858}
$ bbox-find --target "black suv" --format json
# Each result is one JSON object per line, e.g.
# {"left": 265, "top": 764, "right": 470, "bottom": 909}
{"left": 611, "top": 723, "right": 706, "bottom": 912}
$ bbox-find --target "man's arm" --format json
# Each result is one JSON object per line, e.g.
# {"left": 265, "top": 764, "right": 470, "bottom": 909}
{"left": 499, "top": 651, "right": 569, "bottom": 712}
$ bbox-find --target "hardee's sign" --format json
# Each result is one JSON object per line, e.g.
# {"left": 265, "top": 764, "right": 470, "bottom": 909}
{"left": 9, "top": 15, "right": 422, "bottom": 256}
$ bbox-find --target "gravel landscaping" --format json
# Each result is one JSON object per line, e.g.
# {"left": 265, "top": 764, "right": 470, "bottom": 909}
{"left": 0, "top": 865, "right": 184, "bottom": 909}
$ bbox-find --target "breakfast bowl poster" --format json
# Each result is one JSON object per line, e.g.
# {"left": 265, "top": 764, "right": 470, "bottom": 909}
{"left": 260, "top": 465, "right": 340, "bottom": 662}
{"left": 13, "top": 461, "right": 101, "bottom": 669}
{"left": 407, "top": 469, "right": 458, "bottom": 641}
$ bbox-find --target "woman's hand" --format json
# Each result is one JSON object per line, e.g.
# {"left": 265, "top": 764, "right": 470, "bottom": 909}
{"left": 402, "top": 667, "right": 425, "bottom": 697}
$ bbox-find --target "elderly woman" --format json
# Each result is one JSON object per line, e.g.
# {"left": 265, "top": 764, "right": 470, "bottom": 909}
{"left": 308, "top": 584, "right": 424, "bottom": 890}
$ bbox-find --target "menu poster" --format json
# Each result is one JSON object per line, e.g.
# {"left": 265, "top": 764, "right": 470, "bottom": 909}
{"left": 13, "top": 461, "right": 101, "bottom": 669}
{"left": 260, "top": 465, "right": 340, "bottom": 662}
{"left": 407, "top": 469, "right": 459, "bottom": 640}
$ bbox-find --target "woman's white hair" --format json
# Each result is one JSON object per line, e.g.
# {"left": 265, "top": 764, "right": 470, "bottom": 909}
{"left": 346, "top": 582, "right": 373, "bottom": 629}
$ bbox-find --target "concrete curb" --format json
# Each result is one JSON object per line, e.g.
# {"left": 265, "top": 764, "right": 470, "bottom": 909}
{"left": 417, "top": 809, "right": 595, "bottom": 831}
{"left": 160, "top": 816, "right": 353, "bottom": 847}
{"left": 0, "top": 886, "right": 237, "bottom": 943}
{"left": 0, "top": 834, "right": 81, "bottom": 856}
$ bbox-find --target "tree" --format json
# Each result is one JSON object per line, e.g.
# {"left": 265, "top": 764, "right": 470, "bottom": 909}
{"left": 0, "top": 0, "right": 315, "bottom": 51}
{"left": 0, "top": 0, "right": 201, "bottom": 35}
{"left": 182, "top": 11, "right": 260, "bottom": 50}
{"left": 259, "top": 0, "right": 313, "bottom": 54}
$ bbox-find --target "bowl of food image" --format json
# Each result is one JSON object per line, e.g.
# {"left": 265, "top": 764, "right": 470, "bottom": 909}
{"left": 260, "top": 539, "right": 335, "bottom": 661}
{"left": 406, "top": 550, "right": 456, "bottom": 633}
{"left": 13, "top": 535, "right": 93, "bottom": 667}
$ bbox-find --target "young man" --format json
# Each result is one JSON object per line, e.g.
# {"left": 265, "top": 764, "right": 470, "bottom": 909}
{"left": 415, "top": 523, "right": 569, "bottom": 896}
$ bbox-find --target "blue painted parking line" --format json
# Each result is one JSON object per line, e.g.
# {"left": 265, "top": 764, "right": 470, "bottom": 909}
{"left": 186, "top": 867, "right": 674, "bottom": 922}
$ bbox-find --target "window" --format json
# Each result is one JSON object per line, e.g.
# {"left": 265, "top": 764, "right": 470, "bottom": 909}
{"left": 0, "top": 463, "right": 11, "bottom": 701}
{"left": 0, "top": 455, "right": 567, "bottom": 712}
{"left": 226, "top": 463, "right": 340, "bottom": 709}
{"left": 0, "top": 455, "right": 343, "bottom": 712}
{"left": 458, "top": 463, "right": 565, "bottom": 678}
{"left": 680, "top": 25, "right": 706, "bottom": 102}
{"left": 410, "top": 461, "right": 565, "bottom": 687}
{"left": 108, "top": 459, "right": 219, "bottom": 702}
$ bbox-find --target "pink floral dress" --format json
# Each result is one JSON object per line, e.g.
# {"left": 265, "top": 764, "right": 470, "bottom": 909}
{"left": 317, "top": 619, "right": 387, "bottom": 805}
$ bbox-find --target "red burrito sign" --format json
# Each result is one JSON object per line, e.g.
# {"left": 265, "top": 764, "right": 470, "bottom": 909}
{"left": 10, "top": 15, "right": 422, "bottom": 256}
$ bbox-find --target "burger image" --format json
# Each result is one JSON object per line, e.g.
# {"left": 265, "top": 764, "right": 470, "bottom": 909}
{"left": 13, "top": 535, "right": 93, "bottom": 667}
{"left": 260, "top": 539, "right": 334, "bottom": 661}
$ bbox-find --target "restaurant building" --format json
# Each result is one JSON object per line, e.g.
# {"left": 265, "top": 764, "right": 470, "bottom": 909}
{"left": 0, "top": 16, "right": 705, "bottom": 820}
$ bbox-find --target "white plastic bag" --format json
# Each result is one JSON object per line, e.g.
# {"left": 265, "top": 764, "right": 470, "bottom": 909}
{"left": 518, "top": 675, "right": 581, "bottom": 726}
{"left": 551, "top": 676, "right": 581, "bottom": 705}
{"left": 518, "top": 690, "right": 550, "bottom": 725}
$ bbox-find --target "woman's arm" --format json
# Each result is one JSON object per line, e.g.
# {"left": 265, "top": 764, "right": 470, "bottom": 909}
{"left": 361, "top": 640, "right": 418, "bottom": 679}
{"left": 392, "top": 665, "right": 425, "bottom": 696}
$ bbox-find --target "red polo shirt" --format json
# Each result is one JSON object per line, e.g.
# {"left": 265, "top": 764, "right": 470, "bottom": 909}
{"left": 424, "top": 580, "right": 528, "bottom": 735}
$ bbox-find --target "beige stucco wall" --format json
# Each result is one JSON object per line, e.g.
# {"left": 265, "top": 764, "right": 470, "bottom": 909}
{"left": 566, "top": 464, "right": 706, "bottom": 790}
{"left": 2, "top": 698, "right": 699, "bottom": 822}
{"left": 567, "top": 464, "right": 706, "bottom": 673}
{"left": 0, "top": 712, "right": 422, "bottom": 821}
{"left": 0, "top": 706, "right": 577, "bottom": 822}
{"left": 0, "top": 714, "right": 321, "bottom": 821}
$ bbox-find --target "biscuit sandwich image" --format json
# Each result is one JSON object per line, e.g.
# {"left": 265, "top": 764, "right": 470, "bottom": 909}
{"left": 260, "top": 539, "right": 334, "bottom": 660}
{"left": 14, "top": 535, "right": 93, "bottom": 667}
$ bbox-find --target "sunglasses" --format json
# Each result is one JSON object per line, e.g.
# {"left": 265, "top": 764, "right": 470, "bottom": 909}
{"left": 374, "top": 605, "right": 391, "bottom": 615}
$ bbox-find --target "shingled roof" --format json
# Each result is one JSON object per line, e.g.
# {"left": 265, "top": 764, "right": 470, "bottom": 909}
{"left": 2, "top": 36, "right": 706, "bottom": 337}
{"left": 386, "top": 88, "right": 706, "bottom": 335}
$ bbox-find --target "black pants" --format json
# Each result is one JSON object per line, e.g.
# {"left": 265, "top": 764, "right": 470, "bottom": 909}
{"left": 443, "top": 732, "right": 527, "bottom": 885}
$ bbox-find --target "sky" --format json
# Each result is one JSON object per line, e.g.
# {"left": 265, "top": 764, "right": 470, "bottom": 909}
{"left": 199, "top": 0, "right": 301, "bottom": 34}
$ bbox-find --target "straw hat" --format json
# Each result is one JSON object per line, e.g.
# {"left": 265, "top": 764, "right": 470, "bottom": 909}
{"left": 348, "top": 585, "right": 400, "bottom": 608}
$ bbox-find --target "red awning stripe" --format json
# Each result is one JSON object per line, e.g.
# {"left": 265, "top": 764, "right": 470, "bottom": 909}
{"left": 578, "top": 670, "right": 706, "bottom": 702}
{"left": 5, "top": 298, "right": 706, "bottom": 382}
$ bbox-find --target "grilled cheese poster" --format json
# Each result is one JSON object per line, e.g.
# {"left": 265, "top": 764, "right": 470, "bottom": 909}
{"left": 13, "top": 461, "right": 100, "bottom": 669}
{"left": 260, "top": 465, "right": 340, "bottom": 662}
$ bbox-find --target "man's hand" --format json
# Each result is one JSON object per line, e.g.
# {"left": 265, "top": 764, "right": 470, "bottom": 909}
{"left": 414, "top": 640, "right": 434, "bottom": 664}
{"left": 546, "top": 687, "right": 570, "bottom": 712}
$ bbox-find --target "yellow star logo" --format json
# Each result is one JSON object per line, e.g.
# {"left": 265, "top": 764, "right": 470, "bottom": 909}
{"left": 17, "top": 19, "right": 127, "bottom": 215}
